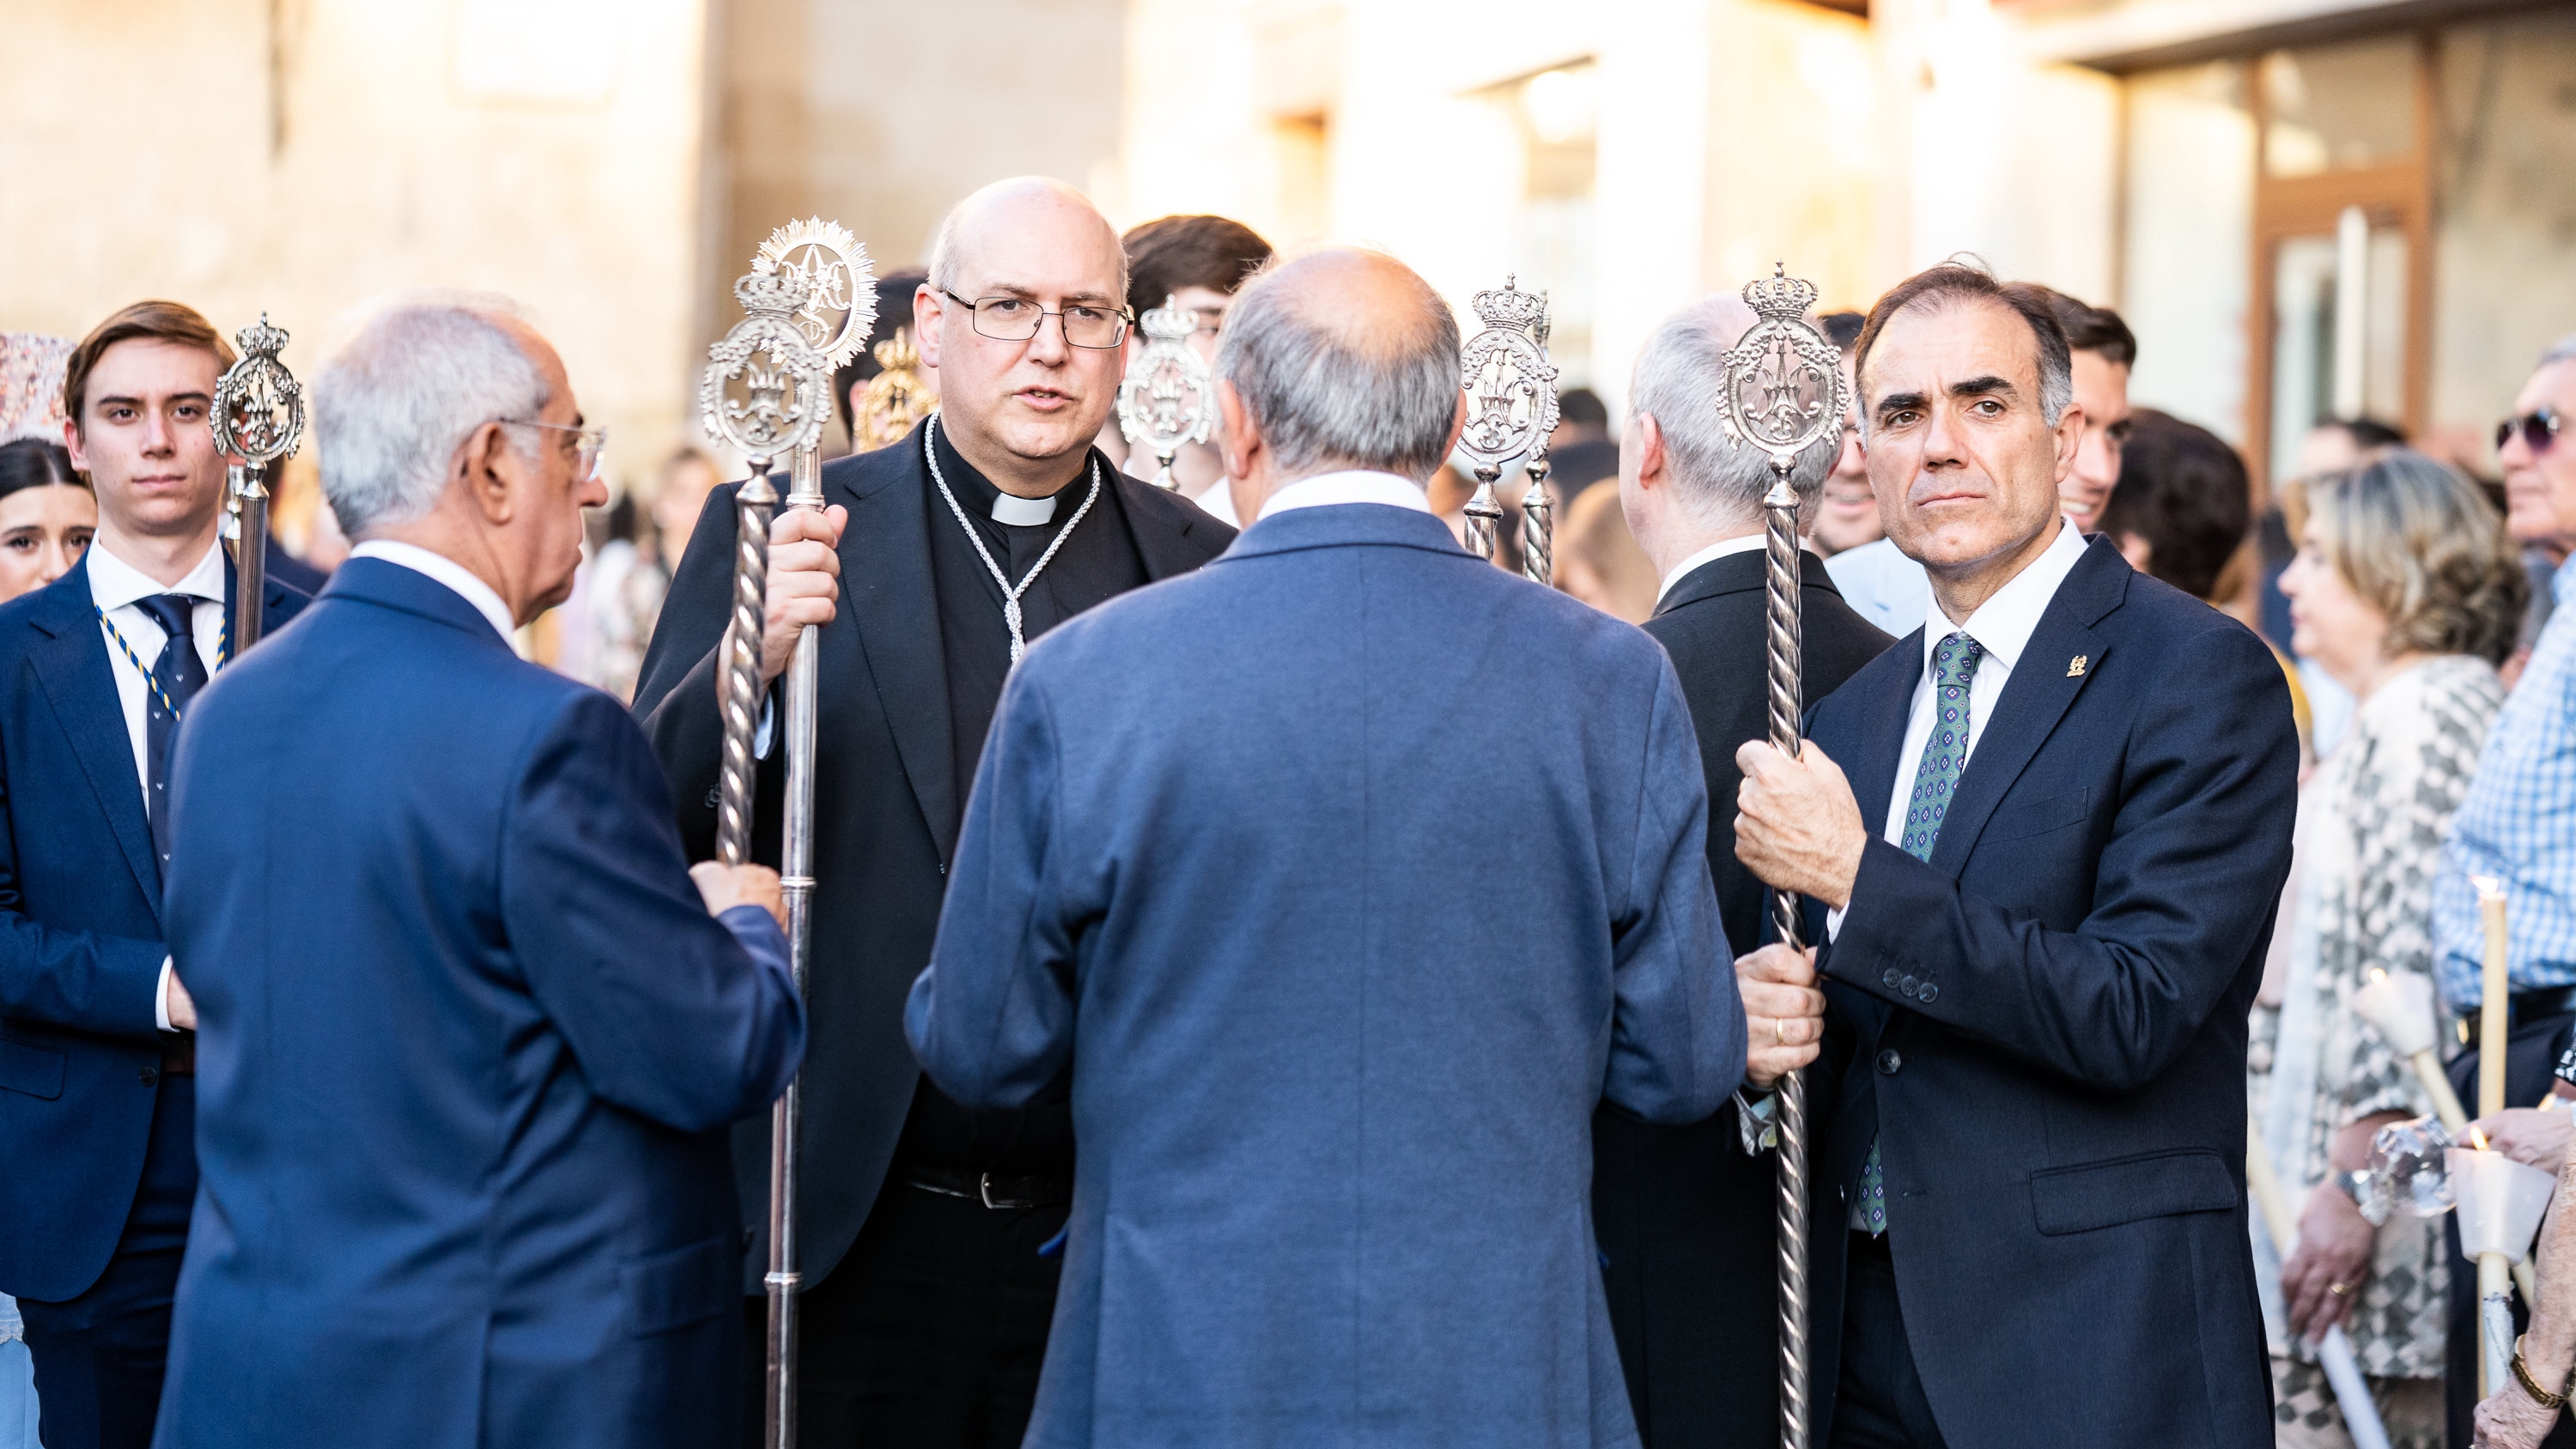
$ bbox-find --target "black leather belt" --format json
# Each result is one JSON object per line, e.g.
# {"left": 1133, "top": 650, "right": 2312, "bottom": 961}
{"left": 901, "top": 1164, "right": 1071, "bottom": 1210}
{"left": 2459, "top": 985, "right": 2576, "bottom": 1052}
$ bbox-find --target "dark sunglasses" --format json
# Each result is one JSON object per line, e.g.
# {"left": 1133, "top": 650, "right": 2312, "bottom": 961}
{"left": 2497, "top": 407, "right": 2563, "bottom": 455}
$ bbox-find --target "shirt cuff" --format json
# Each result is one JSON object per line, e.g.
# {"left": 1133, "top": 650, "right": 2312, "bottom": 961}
{"left": 1735, "top": 1089, "right": 1777, "bottom": 1155}
{"left": 753, "top": 693, "right": 775, "bottom": 761}
{"left": 1825, "top": 905, "right": 1845, "bottom": 943}
{"left": 155, "top": 957, "right": 174, "bottom": 1034}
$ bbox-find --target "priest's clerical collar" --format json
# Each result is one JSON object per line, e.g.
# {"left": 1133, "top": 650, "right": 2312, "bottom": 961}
{"left": 931, "top": 419, "right": 1069, "bottom": 526}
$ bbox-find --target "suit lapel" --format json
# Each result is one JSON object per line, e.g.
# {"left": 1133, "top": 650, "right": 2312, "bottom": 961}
{"left": 1928, "top": 544, "right": 2125, "bottom": 875}
{"left": 24, "top": 560, "right": 163, "bottom": 917}
{"left": 1843, "top": 630, "right": 1922, "bottom": 843}
{"left": 838, "top": 440, "right": 961, "bottom": 862}
{"left": 1113, "top": 468, "right": 1213, "bottom": 582}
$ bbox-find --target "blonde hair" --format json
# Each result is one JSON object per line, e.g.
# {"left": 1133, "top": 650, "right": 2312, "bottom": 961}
{"left": 2305, "top": 448, "right": 2528, "bottom": 665}
{"left": 1557, "top": 486, "right": 1661, "bottom": 623}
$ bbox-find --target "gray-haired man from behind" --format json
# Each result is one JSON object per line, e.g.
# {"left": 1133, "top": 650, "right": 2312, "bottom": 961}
{"left": 904, "top": 248, "right": 1820, "bottom": 1447}
{"left": 1597, "top": 293, "right": 1895, "bottom": 1449}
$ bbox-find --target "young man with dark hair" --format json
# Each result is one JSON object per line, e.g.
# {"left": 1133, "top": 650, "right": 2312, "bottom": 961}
{"left": 1826, "top": 283, "right": 2134, "bottom": 633}
{"left": 2099, "top": 409, "right": 2253, "bottom": 603}
{"left": 0, "top": 300, "right": 307, "bottom": 1449}
{"left": 1107, "top": 214, "right": 1273, "bottom": 515}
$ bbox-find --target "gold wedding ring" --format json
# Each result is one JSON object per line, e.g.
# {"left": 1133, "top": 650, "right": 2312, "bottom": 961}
{"left": 2328, "top": 1281, "right": 2351, "bottom": 1296}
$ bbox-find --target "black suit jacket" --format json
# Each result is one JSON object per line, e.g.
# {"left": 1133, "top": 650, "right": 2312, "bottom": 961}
{"left": 1592, "top": 548, "right": 1890, "bottom": 1448}
{"left": 631, "top": 427, "right": 1231, "bottom": 1294}
{"left": 1801, "top": 537, "right": 2294, "bottom": 1447}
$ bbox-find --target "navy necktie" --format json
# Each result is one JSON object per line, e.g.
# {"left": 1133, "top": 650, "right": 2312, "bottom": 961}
{"left": 131, "top": 593, "right": 210, "bottom": 876}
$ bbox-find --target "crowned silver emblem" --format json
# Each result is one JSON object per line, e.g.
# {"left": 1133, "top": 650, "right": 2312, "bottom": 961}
{"left": 1455, "top": 276, "right": 1560, "bottom": 564}
{"left": 755, "top": 217, "right": 876, "bottom": 370}
{"left": 1115, "top": 294, "right": 1215, "bottom": 491}
{"left": 210, "top": 314, "right": 304, "bottom": 470}
{"left": 702, "top": 269, "right": 829, "bottom": 464}
{"left": 1717, "top": 263, "right": 1844, "bottom": 476}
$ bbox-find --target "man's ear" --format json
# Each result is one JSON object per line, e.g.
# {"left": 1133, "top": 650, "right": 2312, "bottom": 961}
{"left": 1631, "top": 412, "right": 1666, "bottom": 492}
{"left": 453, "top": 421, "right": 516, "bottom": 524}
{"left": 61, "top": 415, "right": 88, "bottom": 476}
{"left": 913, "top": 285, "right": 944, "bottom": 370}
{"left": 2049, "top": 400, "right": 2087, "bottom": 485}
{"left": 1216, "top": 379, "right": 1258, "bottom": 481}
{"left": 1442, "top": 391, "right": 1468, "bottom": 464}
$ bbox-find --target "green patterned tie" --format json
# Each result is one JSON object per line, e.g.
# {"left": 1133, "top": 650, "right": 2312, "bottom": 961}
{"left": 1858, "top": 631, "right": 1984, "bottom": 1236}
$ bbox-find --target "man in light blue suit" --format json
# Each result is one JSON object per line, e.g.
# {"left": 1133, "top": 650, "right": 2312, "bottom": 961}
{"left": 907, "top": 250, "right": 1820, "bottom": 1448}
{"left": 154, "top": 295, "right": 806, "bottom": 1449}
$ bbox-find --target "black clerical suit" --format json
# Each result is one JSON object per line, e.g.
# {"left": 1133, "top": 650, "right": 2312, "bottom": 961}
{"left": 632, "top": 419, "right": 1230, "bottom": 1449}
{"left": 1593, "top": 546, "right": 1891, "bottom": 1449}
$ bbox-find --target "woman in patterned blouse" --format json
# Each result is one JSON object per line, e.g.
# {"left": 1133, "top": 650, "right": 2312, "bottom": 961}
{"left": 2257, "top": 448, "right": 2530, "bottom": 1449}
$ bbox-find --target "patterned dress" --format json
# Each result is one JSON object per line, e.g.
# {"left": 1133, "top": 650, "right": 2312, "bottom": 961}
{"left": 2249, "top": 653, "right": 2504, "bottom": 1447}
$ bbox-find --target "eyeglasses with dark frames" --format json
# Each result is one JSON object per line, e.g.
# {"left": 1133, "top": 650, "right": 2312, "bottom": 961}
{"left": 2497, "top": 407, "right": 2564, "bottom": 457}
{"left": 939, "top": 288, "right": 1132, "bottom": 349}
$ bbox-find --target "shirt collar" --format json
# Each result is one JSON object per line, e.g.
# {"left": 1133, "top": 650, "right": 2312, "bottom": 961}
{"left": 1654, "top": 531, "right": 1772, "bottom": 608}
{"left": 349, "top": 540, "right": 516, "bottom": 641}
{"left": 1258, "top": 470, "right": 1433, "bottom": 520}
{"left": 2553, "top": 551, "right": 2576, "bottom": 609}
{"left": 86, "top": 536, "right": 226, "bottom": 613}
{"left": 932, "top": 413, "right": 1075, "bottom": 525}
{"left": 1923, "top": 516, "right": 2086, "bottom": 679}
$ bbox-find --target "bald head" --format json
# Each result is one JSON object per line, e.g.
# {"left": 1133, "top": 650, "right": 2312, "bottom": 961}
{"left": 926, "top": 176, "right": 1127, "bottom": 305}
{"left": 1214, "top": 248, "right": 1462, "bottom": 484}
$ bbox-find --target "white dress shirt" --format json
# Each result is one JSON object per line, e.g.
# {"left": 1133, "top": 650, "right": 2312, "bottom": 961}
{"left": 86, "top": 537, "right": 229, "bottom": 1034}
{"left": 349, "top": 539, "right": 515, "bottom": 641}
{"left": 1828, "top": 517, "right": 2087, "bottom": 938}
{"left": 1256, "top": 470, "right": 1434, "bottom": 520}
{"left": 1653, "top": 533, "right": 1771, "bottom": 610}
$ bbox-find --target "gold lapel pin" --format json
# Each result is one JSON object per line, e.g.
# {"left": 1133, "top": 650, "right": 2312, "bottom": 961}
{"left": 2067, "top": 655, "right": 2088, "bottom": 677}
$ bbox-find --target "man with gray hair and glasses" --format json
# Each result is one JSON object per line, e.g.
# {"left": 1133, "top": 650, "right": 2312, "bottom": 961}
{"left": 1596, "top": 291, "right": 1893, "bottom": 1448}
{"left": 635, "top": 175, "right": 1230, "bottom": 1446}
{"left": 905, "top": 247, "right": 1819, "bottom": 1446}
{"left": 152, "top": 294, "right": 806, "bottom": 1449}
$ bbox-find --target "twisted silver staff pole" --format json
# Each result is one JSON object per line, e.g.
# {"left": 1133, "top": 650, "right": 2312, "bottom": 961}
{"left": 1760, "top": 464, "right": 1812, "bottom": 1449}
{"left": 210, "top": 315, "right": 303, "bottom": 653}
{"left": 1519, "top": 452, "right": 1552, "bottom": 586}
{"left": 1714, "top": 263, "right": 1844, "bottom": 1449}
{"left": 747, "top": 219, "right": 871, "bottom": 1449}
{"left": 716, "top": 465, "right": 776, "bottom": 869}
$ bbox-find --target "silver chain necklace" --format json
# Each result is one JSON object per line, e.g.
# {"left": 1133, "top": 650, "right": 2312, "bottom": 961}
{"left": 924, "top": 410, "right": 1103, "bottom": 664}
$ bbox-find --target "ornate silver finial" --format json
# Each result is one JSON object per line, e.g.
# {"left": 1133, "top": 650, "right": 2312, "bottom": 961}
{"left": 1456, "top": 275, "right": 1560, "bottom": 566}
{"left": 1717, "top": 261, "right": 1845, "bottom": 488}
{"left": 703, "top": 270, "right": 829, "bottom": 464}
{"left": 1115, "top": 293, "right": 1215, "bottom": 491}
{"left": 210, "top": 312, "right": 304, "bottom": 467}
{"left": 754, "top": 217, "right": 876, "bottom": 369}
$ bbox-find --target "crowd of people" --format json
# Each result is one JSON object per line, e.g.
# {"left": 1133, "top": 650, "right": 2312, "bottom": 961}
{"left": 0, "top": 170, "right": 2573, "bottom": 1449}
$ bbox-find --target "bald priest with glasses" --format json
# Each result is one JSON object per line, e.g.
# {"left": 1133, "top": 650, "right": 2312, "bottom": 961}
{"left": 635, "top": 176, "right": 1233, "bottom": 1448}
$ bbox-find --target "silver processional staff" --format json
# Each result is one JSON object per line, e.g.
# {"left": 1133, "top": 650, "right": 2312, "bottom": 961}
{"left": 1455, "top": 276, "right": 1558, "bottom": 567}
{"left": 1115, "top": 294, "right": 1215, "bottom": 490}
{"left": 1715, "top": 262, "right": 1847, "bottom": 1449}
{"left": 210, "top": 315, "right": 305, "bottom": 653}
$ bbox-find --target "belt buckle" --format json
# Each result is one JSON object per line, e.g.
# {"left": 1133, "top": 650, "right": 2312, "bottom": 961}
{"left": 978, "top": 1173, "right": 1031, "bottom": 1210}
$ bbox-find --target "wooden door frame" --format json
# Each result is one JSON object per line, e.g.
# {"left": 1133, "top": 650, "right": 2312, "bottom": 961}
{"left": 2241, "top": 33, "right": 2437, "bottom": 504}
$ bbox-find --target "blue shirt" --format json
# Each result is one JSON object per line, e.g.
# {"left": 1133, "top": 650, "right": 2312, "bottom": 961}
{"left": 2434, "top": 556, "right": 2576, "bottom": 1009}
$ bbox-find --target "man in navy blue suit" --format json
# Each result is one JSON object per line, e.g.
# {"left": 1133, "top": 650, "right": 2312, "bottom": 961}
{"left": 153, "top": 294, "right": 806, "bottom": 1449}
{"left": 0, "top": 301, "right": 307, "bottom": 1449}
{"left": 907, "top": 249, "right": 1824, "bottom": 1447}
{"left": 1732, "top": 262, "right": 2298, "bottom": 1447}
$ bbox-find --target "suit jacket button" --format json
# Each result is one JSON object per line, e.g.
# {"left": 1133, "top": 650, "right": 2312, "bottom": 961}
{"left": 139, "top": 1067, "right": 158, "bottom": 1086}
{"left": 1917, "top": 982, "right": 1939, "bottom": 1003}
{"left": 1899, "top": 975, "right": 1918, "bottom": 998}
{"left": 1876, "top": 1050, "right": 1901, "bottom": 1076}
{"left": 1881, "top": 967, "right": 1902, "bottom": 991}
